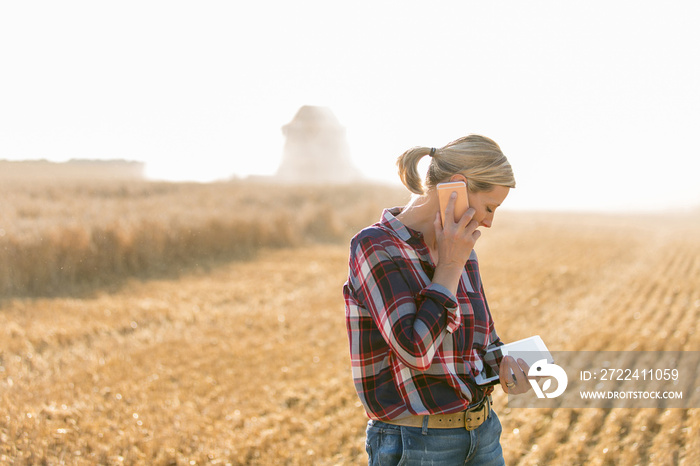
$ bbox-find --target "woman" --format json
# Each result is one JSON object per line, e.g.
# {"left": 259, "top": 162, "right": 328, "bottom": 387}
{"left": 343, "top": 135, "right": 530, "bottom": 465}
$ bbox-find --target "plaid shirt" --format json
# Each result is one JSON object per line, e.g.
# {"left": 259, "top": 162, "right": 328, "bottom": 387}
{"left": 343, "top": 208, "right": 502, "bottom": 421}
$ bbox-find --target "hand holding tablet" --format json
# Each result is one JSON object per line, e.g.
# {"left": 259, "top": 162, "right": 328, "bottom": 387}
{"left": 474, "top": 335, "right": 553, "bottom": 388}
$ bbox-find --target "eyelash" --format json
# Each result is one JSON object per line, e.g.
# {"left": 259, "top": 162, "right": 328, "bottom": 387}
{"left": 486, "top": 207, "right": 493, "bottom": 213}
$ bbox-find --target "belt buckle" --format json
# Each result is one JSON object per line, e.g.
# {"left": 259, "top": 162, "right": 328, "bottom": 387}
{"left": 464, "top": 398, "right": 490, "bottom": 431}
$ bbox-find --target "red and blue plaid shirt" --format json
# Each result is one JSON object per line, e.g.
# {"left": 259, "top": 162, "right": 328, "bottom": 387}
{"left": 343, "top": 208, "right": 502, "bottom": 421}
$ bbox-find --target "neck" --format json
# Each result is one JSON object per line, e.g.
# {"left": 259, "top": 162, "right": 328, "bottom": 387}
{"left": 396, "top": 192, "right": 439, "bottom": 250}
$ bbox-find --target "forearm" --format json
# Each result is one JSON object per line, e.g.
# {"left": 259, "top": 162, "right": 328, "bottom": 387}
{"left": 349, "top": 234, "right": 462, "bottom": 371}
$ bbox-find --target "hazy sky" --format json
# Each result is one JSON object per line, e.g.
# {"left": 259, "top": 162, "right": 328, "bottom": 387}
{"left": 1, "top": 1, "right": 698, "bottom": 212}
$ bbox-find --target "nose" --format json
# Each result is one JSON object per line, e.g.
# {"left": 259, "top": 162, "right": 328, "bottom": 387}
{"left": 480, "top": 214, "right": 493, "bottom": 228}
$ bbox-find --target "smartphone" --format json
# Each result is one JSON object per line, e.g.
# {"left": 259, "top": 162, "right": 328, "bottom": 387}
{"left": 437, "top": 181, "right": 469, "bottom": 225}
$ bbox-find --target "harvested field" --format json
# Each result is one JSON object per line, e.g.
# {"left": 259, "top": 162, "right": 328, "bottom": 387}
{"left": 1, "top": 181, "right": 698, "bottom": 464}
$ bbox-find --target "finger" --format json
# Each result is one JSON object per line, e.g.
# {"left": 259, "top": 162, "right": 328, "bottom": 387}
{"left": 517, "top": 358, "right": 533, "bottom": 393}
{"left": 498, "top": 356, "right": 510, "bottom": 392}
{"left": 508, "top": 359, "right": 524, "bottom": 383}
{"left": 500, "top": 379, "right": 511, "bottom": 394}
{"left": 499, "top": 355, "right": 514, "bottom": 380}
{"left": 499, "top": 356, "right": 517, "bottom": 393}
{"left": 500, "top": 375, "right": 512, "bottom": 394}
{"left": 517, "top": 358, "right": 530, "bottom": 375}
{"left": 440, "top": 192, "right": 458, "bottom": 226}
{"left": 505, "top": 357, "right": 531, "bottom": 394}
{"left": 434, "top": 212, "right": 442, "bottom": 234}
{"left": 456, "top": 207, "right": 476, "bottom": 229}
{"left": 471, "top": 228, "right": 482, "bottom": 242}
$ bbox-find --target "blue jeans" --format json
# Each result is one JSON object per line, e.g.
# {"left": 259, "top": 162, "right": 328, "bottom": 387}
{"left": 365, "top": 410, "right": 505, "bottom": 466}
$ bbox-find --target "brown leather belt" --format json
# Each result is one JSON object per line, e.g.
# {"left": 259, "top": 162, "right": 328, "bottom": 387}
{"left": 382, "top": 396, "right": 492, "bottom": 431}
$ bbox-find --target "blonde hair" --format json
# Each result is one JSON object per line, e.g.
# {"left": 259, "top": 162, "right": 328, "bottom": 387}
{"left": 396, "top": 134, "right": 516, "bottom": 195}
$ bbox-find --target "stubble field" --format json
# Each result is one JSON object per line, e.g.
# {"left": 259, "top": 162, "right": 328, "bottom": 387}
{"left": 1, "top": 179, "right": 699, "bottom": 464}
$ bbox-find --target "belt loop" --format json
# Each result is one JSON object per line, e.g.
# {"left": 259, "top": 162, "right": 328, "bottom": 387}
{"left": 421, "top": 415, "right": 429, "bottom": 435}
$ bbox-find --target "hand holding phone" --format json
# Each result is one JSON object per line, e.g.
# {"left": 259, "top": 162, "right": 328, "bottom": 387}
{"left": 437, "top": 181, "right": 469, "bottom": 225}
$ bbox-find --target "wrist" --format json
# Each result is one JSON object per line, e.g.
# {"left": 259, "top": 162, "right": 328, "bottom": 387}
{"left": 432, "top": 263, "right": 464, "bottom": 296}
{"left": 437, "top": 255, "right": 469, "bottom": 273}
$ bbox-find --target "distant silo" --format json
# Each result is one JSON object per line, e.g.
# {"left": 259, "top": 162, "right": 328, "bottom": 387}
{"left": 276, "top": 105, "right": 362, "bottom": 184}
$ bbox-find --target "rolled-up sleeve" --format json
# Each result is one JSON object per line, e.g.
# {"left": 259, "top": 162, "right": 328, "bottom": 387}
{"left": 417, "top": 283, "right": 461, "bottom": 334}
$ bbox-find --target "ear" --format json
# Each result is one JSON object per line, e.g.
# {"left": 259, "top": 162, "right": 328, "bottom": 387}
{"left": 449, "top": 174, "right": 468, "bottom": 185}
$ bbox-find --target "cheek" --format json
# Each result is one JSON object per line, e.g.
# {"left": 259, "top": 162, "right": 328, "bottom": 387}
{"left": 474, "top": 208, "right": 488, "bottom": 223}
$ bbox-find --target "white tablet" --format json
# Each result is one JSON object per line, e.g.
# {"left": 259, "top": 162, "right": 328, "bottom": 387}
{"left": 474, "top": 335, "right": 553, "bottom": 386}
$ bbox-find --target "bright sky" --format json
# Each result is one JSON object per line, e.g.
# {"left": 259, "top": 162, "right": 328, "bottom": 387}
{"left": 1, "top": 1, "right": 699, "bottom": 212}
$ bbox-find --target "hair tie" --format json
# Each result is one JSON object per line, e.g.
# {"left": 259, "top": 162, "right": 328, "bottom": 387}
{"left": 429, "top": 147, "right": 436, "bottom": 157}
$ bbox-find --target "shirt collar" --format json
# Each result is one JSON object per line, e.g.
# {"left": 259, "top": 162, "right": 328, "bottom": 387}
{"left": 380, "top": 207, "right": 419, "bottom": 243}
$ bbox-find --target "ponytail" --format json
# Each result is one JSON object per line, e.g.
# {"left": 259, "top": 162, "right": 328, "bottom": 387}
{"left": 396, "top": 146, "right": 432, "bottom": 195}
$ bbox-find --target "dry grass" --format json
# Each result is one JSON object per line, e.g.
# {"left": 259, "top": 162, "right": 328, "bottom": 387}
{"left": 0, "top": 180, "right": 409, "bottom": 297}
{"left": 1, "top": 179, "right": 699, "bottom": 464}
